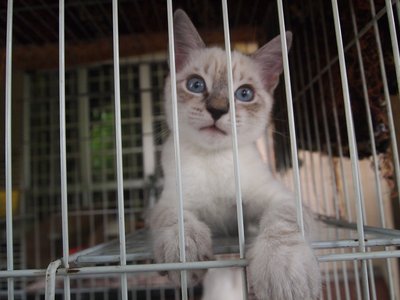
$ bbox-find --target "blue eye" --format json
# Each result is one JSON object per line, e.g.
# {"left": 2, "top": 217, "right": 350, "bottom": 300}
{"left": 186, "top": 76, "right": 206, "bottom": 93}
{"left": 235, "top": 85, "right": 254, "bottom": 102}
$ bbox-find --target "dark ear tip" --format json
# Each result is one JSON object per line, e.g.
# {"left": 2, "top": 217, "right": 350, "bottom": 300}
{"left": 174, "top": 9, "right": 188, "bottom": 20}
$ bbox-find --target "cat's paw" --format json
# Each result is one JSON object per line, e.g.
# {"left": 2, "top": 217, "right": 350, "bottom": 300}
{"left": 248, "top": 233, "right": 321, "bottom": 300}
{"left": 152, "top": 216, "right": 213, "bottom": 286}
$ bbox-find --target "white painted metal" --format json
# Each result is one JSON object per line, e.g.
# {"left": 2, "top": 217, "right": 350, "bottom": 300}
{"left": 111, "top": 0, "right": 129, "bottom": 299}
{"left": 58, "top": 0, "right": 71, "bottom": 299}
{"left": 276, "top": 0, "right": 305, "bottom": 236}
{"left": 222, "top": 0, "right": 246, "bottom": 262}
{"left": 5, "top": 0, "right": 14, "bottom": 299}
{"left": 349, "top": 2, "right": 396, "bottom": 298}
{"left": 221, "top": 0, "right": 249, "bottom": 298}
{"left": 166, "top": 1, "right": 189, "bottom": 298}
{"left": 331, "top": 0, "right": 371, "bottom": 298}
{"left": 1, "top": 0, "right": 400, "bottom": 299}
{"left": 45, "top": 260, "right": 62, "bottom": 300}
{"left": 370, "top": 1, "right": 400, "bottom": 212}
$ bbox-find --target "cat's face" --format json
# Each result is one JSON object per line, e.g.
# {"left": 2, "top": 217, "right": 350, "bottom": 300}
{"left": 164, "top": 10, "right": 292, "bottom": 151}
{"left": 165, "top": 47, "right": 273, "bottom": 150}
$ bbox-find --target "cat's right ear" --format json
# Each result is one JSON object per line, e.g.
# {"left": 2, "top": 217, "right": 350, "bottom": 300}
{"left": 172, "top": 9, "right": 205, "bottom": 71}
{"left": 251, "top": 32, "right": 293, "bottom": 92}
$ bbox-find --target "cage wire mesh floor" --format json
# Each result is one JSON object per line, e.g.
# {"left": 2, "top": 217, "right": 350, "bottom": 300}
{"left": 17, "top": 217, "right": 400, "bottom": 299}
{"left": 68, "top": 219, "right": 400, "bottom": 267}
{"left": 1, "top": 0, "right": 400, "bottom": 299}
{"left": 19, "top": 218, "right": 400, "bottom": 298}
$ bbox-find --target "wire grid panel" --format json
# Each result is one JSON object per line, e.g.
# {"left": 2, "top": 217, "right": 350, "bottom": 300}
{"left": 1, "top": 0, "right": 400, "bottom": 299}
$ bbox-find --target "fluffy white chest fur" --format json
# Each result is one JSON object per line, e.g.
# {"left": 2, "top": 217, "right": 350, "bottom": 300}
{"left": 161, "top": 137, "right": 286, "bottom": 234}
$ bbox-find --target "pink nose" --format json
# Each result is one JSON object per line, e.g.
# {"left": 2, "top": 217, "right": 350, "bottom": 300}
{"left": 205, "top": 99, "right": 229, "bottom": 121}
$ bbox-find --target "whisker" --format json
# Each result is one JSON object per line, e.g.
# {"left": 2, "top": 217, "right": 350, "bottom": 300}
{"left": 153, "top": 126, "right": 171, "bottom": 143}
{"left": 272, "top": 131, "right": 289, "bottom": 139}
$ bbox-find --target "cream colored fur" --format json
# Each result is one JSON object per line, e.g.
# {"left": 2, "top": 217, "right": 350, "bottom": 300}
{"left": 148, "top": 9, "right": 321, "bottom": 300}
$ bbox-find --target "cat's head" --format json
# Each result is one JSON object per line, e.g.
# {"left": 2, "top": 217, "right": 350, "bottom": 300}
{"left": 164, "top": 9, "right": 292, "bottom": 151}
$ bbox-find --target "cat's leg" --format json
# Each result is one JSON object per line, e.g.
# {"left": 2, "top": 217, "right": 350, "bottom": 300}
{"left": 148, "top": 199, "right": 213, "bottom": 286}
{"left": 202, "top": 268, "right": 243, "bottom": 300}
{"left": 248, "top": 196, "right": 321, "bottom": 300}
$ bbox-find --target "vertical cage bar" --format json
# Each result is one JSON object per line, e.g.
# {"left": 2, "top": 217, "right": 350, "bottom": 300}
{"left": 111, "top": 1, "right": 128, "bottom": 299}
{"left": 348, "top": 2, "right": 378, "bottom": 298}
{"left": 372, "top": 0, "right": 400, "bottom": 207}
{"left": 277, "top": 0, "right": 305, "bottom": 235}
{"left": 367, "top": 251, "right": 377, "bottom": 300}
{"left": 349, "top": 0, "right": 384, "bottom": 233}
{"left": 317, "top": 0, "right": 353, "bottom": 231}
{"left": 318, "top": 2, "right": 361, "bottom": 297}
{"left": 22, "top": 74, "right": 31, "bottom": 300}
{"left": 307, "top": 0, "right": 341, "bottom": 219}
{"left": 291, "top": 49, "right": 309, "bottom": 209}
{"left": 302, "top": 88, "right": 319, "bottom": 207}
{"left": 350, "top": 1, "right": 396, "bottom": 298}
{"left": 293, "top": 40, "right": 316, "bottom": 213}
{"left": 221, "top": 1, "right": 248, "bottom": 298}
{"left": 296, "top": 30, "right": 332, "bottom": 300}
{"left": 302, "top": 10, "right": 328, "bottom": 215}
{"left": 305, "top": 1, "right": 344, "bottom": 296}
{"left": 221, "top": 0, "right": 246, "bottom": 261}
{"left": 59, "top": 0, "right": 71, "bottom": 299}
{"left": 332, "top": 260, "right": 342, "bottom": 300}
{"left": 330, "top": 0, "right": 370, "bottom": 298}
{"left": 308, "top": 1, "right": 352, "bottom": 295}
{"left": 166, "top": 1, "right": 189, "bottom": 298}
{"left": 5, "top": 0, "right": 14, "bottom": 299}
{"left": 371, "top": 2, "right": 396, "bottom": 202}
{"left": 370, "top": 0, "right": 400, "bottom": 297}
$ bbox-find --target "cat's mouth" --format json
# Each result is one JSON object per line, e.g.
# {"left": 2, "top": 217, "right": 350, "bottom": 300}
{"left": 199, "top": 125, "right": 227, "bottom": 136}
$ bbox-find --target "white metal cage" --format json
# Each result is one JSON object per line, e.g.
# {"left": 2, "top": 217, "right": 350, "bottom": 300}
{"left": 1, "top": 0, "right": 400, "bottom": 299}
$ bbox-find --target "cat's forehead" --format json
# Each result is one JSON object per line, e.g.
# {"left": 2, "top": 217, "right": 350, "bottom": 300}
{"left": 183, "top": 48, "right": 258, "bottom": 82}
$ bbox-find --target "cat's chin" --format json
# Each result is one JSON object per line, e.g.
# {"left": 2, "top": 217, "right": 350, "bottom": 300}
{"left": 198, "top": 126, "right": 232, "bottom": 150}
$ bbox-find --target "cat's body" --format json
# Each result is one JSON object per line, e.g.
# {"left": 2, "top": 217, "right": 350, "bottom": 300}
{"left": 148, "top": 10, "right": 321, "bottom": 300}
{"left": 154, "top": 137, "right": 290, "bottom": 236}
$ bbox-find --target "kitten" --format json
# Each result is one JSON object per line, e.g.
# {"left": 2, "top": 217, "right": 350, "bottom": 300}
{"left": 148, "top": 9, "right": 321, "bottom": 300}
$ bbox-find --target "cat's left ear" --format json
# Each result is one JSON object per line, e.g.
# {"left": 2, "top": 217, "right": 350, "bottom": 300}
{"left": 251, "top": 31, "right": 293, "bottom": 92}
{"left": 172, "top": 9, "right": 205, "bottom": 71}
